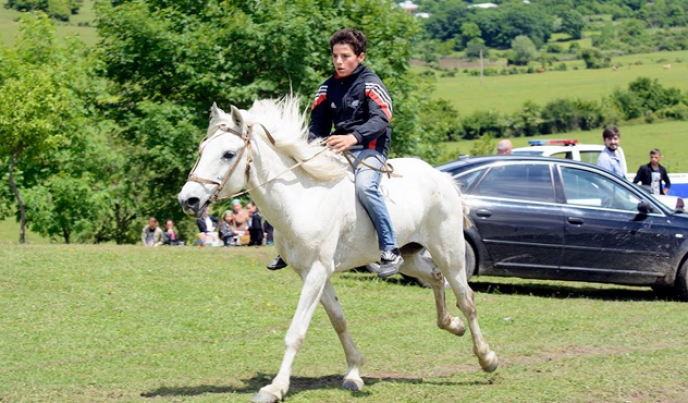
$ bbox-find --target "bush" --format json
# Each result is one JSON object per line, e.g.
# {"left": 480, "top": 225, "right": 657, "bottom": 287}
{"left": 657, "top": 104, "right": 688, "bottom": 120}
{"left": 465, "top": 38, "right": 489, "bottom": 59}
{"left": 540, "top": 98, "right": 581, "bottom": 133}
{"left": 546, "top": 43, "right": 564, "bottom": 54}
{"left": 509, "top": 35, "right": 538, "bottom": 66}
{"left": 568, "top": 41, "right": 581, "bottom": 53}
{"left": 580, "top": 48, "right": 609, "bottom": 69}
{"left": 460, "top": 110, "right": 504, "bottom": 140}
{"left": 554, "top": 62, "right": 568, "bottom": 71}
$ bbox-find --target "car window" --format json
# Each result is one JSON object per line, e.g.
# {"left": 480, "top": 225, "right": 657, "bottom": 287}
{"left": 454, "top": 169, "right": 485, "bottom": 193}
{"left": 579, "top": 151, "right": 601, "bottom": 165}
{"left": 561, "top": 167, "right": 640, "bottom": 211}
{"left": 474, "top": 163, "right": 555, "bottom": 203}
{"left": 549, "top": 152, "right": 572, "bottom": 159}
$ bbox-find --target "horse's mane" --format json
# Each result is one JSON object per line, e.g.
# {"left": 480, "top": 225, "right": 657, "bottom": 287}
{"left": 241, "top": 96, "right": 348, "bottom": 182}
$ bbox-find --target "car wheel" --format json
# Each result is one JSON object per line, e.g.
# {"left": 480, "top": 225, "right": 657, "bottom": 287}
{"left": 465, "top": 241, "right": 476, "bottom": 281}
{"left": 675, "top": 259, "right": 688, "bottom": 302}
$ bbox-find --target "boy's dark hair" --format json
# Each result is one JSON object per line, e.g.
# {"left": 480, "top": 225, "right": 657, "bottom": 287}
{"left": 602, "top": 125, "right": 620, "bottom": 139}
{"left": 329, "top": 29, "right": 367, "bottom": 56}
{"left": 650, "top": 148, "right": 661, "bottom": 155}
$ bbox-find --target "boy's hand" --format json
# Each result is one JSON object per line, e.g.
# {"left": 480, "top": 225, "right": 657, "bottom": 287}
{"left": 326, "top": 134, "right": 358, "bottom": 154}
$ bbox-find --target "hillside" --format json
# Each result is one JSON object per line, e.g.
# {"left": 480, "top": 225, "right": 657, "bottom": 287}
{"left": 0, "top": 0, "right": 98, "bottom": 46}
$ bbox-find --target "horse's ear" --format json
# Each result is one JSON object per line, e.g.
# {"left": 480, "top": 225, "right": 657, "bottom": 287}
{"left": 210, "top": 102, "right": 222, "bottom": 118}
{"left": 230, "top": 105, "right": 245, "bottom": 130}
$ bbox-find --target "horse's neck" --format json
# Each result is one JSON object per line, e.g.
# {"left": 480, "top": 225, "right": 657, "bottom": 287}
{"left": 247, "top": 137, "right": 337, "bottom": 234}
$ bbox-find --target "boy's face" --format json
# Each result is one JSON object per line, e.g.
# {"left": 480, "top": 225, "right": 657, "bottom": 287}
{"left": 332, "top": 43, "right": 365, "bottom": 78}
{"left": 650, "top": 153, "right": 661, "bottom": 165}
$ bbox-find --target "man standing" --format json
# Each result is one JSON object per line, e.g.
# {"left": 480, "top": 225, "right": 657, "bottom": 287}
{"left": 633, "top": 148, "right": 671, "bottom": 195}
{"left": 496, "top": 139, "right": 512, "bottom": 155}
{"left": 596, "top": 125, "right": 624, "bottom": 177}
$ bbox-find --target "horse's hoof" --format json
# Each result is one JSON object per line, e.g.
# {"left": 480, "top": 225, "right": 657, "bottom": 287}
{"left": 480, "top": 351, "right": 499, "bottom": 373}
{"left": 451, "top": 317, "right": 466, "bottom": 337}
{"left": 250, "top": 391, "right": 281, "bottom": 403}
{"left": 342, "top": 378, "right": 364, "bottom": 391}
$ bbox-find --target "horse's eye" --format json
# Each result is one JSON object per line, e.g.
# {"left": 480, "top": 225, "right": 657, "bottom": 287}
{"left": 222, "top": 151, "right": 236, "bottom": 160}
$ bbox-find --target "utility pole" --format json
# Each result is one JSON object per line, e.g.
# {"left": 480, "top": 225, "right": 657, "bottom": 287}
{"left": 480, "top": 48, "right": 484, "bottom": 84}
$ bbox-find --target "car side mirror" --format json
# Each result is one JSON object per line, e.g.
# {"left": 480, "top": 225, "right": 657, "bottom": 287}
{"left": 637, "top": 200, "right": 653, "bottom": 214}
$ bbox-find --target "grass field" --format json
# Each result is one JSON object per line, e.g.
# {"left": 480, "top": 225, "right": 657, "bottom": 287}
{"left": 430, "top": 50, "right": 688, "bottom": 114}
{"left": 2, "top": 245, "right": 687, "bottom": 403}
{"left": 441, "top": 120, "right": 688, "bottom": 173}
{"left": 0, "top": 0, "right": 98, "bottom": 46}
{"left": 0, "top": 218, "right": 49, "bottom": 244}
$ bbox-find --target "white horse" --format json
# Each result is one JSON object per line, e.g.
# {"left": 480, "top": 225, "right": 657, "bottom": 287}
{"left": 177, "top": 97, "right": 498, "bottom": 403}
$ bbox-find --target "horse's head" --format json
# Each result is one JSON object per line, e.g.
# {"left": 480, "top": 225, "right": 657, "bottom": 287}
{"left": 178, "top": 103, "right": 252, "bottom": 217}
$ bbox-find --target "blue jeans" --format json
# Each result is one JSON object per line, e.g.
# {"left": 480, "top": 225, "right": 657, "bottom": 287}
{"left": 351, "top": 149, "right": 398, "bottom": 252}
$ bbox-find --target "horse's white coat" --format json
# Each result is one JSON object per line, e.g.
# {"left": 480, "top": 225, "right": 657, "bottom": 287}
{"left": 178, "top": 97, "right": 498, "bottom": 403}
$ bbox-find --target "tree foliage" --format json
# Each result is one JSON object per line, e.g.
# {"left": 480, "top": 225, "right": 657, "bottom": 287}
{"left": 560, "top": 10, "right": 586, "bottom": 39}
{"left": 0, "top": 12, "right": 105, "bottom": 243}
{"left": 509, "top": 35, "right": 538, "bottom": 66}
{"left": 4, "top": 0, "right": 82, "bottom": 21}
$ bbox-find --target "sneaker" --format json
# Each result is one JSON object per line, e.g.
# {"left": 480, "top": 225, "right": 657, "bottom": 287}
{"left": 377, "top": 248, "right": 404, "bottom": 279}
{"left": 267, "top": 255, "right": 288, "bottom": 271}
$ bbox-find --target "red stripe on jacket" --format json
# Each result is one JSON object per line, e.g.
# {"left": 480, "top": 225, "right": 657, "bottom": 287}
{"left": 311, "top": 94, "right": 327, "bottom": 110}
{"left": 365, "top": 90, "right": 392, "bottom": 121}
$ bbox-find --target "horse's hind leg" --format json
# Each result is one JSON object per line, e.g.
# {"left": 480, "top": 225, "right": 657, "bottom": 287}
{"left": 400, "top": 251, "right": 466, "bottom": 337}
{"left": 426, "top": 243, "right": 499, "bottom": 373}
{"left": 320, "top": 279, "right": 365, "bottom": 391}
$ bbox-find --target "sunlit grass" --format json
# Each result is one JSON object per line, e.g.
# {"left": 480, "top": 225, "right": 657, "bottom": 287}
{"left": 1, "top": 244, "right": 686, "bottom": 402}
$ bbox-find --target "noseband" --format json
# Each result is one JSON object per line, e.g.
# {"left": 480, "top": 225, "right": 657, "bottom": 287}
{"left": 187, "top": 122, "right": 273, "bottom": 204}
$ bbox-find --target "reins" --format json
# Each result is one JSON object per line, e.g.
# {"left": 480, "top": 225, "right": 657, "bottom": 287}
{"left": 186, "top": 122, "right": 399, "bottom": 203}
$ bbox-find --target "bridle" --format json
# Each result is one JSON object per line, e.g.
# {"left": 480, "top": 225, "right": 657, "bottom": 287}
{"left": 186, "top": 121, "right": 273, "bottom": 204}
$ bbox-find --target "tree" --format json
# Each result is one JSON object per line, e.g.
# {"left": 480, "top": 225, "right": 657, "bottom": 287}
{"left": 509, "top": 35, "right": 538, "bottom": 66}
{"left": 460, "top": 21, "right": 482, "bottom": 46}
{"left": 465, "top": 37, "right": 489, "bottom": 59}
{"left": 560, "top": 10, "right": 586, "bottom": 39}
{"left": 580, "top": 48, "right": 608, "bottom": 69}
{"left": 96, "top": 0, "right": 446, "bottom": 241}
{"left": 0, "top": 13, "right": 106, "bottom": 243}
{"left": 472, "top": 3, "right": 553, "bottom": 49}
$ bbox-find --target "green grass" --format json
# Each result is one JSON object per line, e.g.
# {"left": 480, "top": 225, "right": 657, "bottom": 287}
{"left": 441, "top": 120, "right": 688, "bottom": 172}
{"left": 2, "top": 245, "right": 687, "bottom": 402}
{"left": 431, "top": 50, "right": 688, "bottom": 115}
{"left": 0, "top": 218, "right": 49, "bottom": 244}
{"left": 0, "top": 0, "right": 98, "bottom": 46}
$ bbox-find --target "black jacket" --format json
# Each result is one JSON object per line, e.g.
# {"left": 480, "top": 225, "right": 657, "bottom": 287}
{"left": 196, "top": 215, "right": 219, "bottom": 233}
{"left": 308, "top": 64, "right": 393, "bottom": 157}
{"left": 633, "top": 163, "right": 671, "bottom": 193}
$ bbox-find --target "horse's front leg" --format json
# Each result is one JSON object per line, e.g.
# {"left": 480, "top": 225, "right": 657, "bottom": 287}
{"left": 320, "top": 279, "right": 365, "bottom": 391}
{"left": 251, "top": 265, "right": 330, "bottom": 403}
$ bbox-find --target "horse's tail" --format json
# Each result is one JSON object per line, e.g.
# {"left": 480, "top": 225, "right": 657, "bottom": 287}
{"left": 444, "top": 172, "right": 472, "bottom": 229}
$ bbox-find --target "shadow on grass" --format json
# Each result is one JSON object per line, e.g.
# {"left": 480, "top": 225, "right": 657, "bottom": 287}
{"left": 340, "top": 272, "right": 677, "bottom": 302}
{"left": 141, "top": 372, "right": 485, "bottom": 398}
{"left": 470, "top": 280, "right": 673, "bottom": 302}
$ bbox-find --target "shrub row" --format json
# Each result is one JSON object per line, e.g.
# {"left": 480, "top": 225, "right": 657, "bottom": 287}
{"left": 452, "top": 77, "right": 687, "bottom": 140}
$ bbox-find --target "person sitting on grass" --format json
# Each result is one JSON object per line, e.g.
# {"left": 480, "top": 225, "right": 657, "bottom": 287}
{"left": 141, "top": 217, "right": 163, "bottom": 247}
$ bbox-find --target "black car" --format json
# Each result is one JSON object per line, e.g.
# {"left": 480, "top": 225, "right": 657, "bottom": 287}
{"left": 435, "top": 156, "right": 688, "bottom": 300}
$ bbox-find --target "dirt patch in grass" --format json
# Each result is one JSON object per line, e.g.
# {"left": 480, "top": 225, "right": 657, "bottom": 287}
{"left": 624, "top": 389, "right": 688, "bottom": 403}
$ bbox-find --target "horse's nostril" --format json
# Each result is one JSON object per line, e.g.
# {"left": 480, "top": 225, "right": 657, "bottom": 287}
{"left": 186, "top": 197, "right": 200, "bottom": 209}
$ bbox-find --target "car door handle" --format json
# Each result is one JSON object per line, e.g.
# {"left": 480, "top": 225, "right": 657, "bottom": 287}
{"left": 475, "top": 209, "right": 492, "bottom": 218}
{"left": 567, "top": 217, "right": 584, "bottom": 225}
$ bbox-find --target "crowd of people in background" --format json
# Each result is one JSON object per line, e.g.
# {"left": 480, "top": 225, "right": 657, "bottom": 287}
{"left": 141, "top": 199, "right": 273, "bottom": 247}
